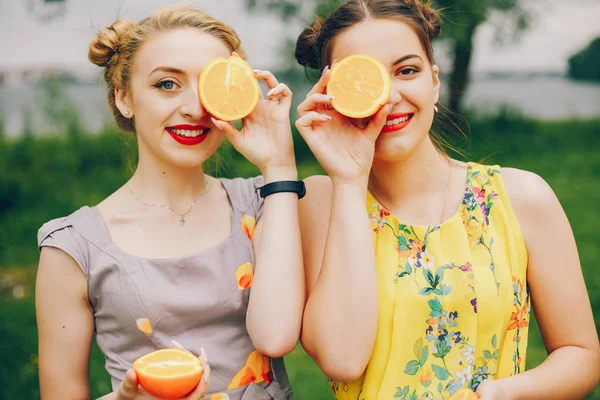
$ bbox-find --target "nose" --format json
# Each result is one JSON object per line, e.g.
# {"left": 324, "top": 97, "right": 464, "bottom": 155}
{"left": 388, "top": 79, "right": 402, "bottom": 105}
{"left": 179, "top": 84, "right": 205, "bottom": 119}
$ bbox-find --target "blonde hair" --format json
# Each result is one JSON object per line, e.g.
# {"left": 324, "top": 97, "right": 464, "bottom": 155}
{"left": 88, "top": 6, "right": 244, "bottom": 133}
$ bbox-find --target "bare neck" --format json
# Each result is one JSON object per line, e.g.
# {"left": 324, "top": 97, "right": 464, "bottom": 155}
{"left": 128, "top": 150, "right": 209, "bottom": 211}
{"left": 369, "top": 136, "right": 454, "bottom": 225}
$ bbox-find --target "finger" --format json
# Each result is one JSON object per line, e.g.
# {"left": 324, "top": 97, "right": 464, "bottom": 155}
{"left": 253, "top": 69, "right": 279, "bottom": 91}
{"left": 200, "top": 347, "right": 211, "bottom": 385}
{"left": 118, "top": 369, "right": 139, "bottom": 400}
{"left": 181, "top": 348, "right": 210, "bottom": 400}
{"left": 295, "top": 112, "right": 333, "bottom": 149}
{"left": 297, "top": 93, "right": 335, "bottom": 115}
{"left": 171, "top": 340, "right": 194, "bottom": 355}
{"left": 305, "top": 65, "right": 333, "bottom": 98}
{"left": 365, "top": 103, "right": 392, "bottom": 144}
{"left": 295, "top": 111, "right": 332, "bottom": 131}
{"left": 212, "top": 114, "right": 240, "bottom": 138}
{"left": 266, "top": 83, "right": 293, "bottom": 102}
{"left": 183, "top": 378, "right": 208, "bottom": 400}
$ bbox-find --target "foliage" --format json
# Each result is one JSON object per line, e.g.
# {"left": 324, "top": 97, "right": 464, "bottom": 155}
{"left": 568, "top": 36, "right": 600, "bottom": 82}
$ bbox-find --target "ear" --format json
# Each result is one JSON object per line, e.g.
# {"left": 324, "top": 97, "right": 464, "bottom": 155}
{"left": 114, "top": 86, "right": 133, "bottom": 118}
{"left": 431, "top": 64, "right": 440, "bottom": 105}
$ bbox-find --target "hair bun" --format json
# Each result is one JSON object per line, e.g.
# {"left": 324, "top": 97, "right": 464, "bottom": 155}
{"left": 413, "top": 0, "right": 442, "bottom": 40}
{"left": 295, "top": 16, "right": 324, "bottom": 70}
{"left": 88, "top": 20, "right": 133, "bottom": 67}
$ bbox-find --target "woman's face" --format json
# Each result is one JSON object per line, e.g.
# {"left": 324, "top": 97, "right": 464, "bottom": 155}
{"left": 116, "top": 28, "right": 230, "bottom": 169}
{"left": 330, "top": 18, "right": 440, "bottom": 162}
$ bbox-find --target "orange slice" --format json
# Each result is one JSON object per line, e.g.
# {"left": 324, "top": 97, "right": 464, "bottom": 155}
{"left": 326, "top": 54, "right": 391, "bottom": 118}
{"left": 133, "top": 348, "right": 203, "bottom": 399}
{"left": 199, "top": 55, "right": 260, "bottom": 121}
{"left": 448, "top": 388, "right": 479, "bottom": 400}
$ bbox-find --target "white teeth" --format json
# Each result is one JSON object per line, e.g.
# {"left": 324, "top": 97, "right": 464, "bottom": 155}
{"left": 172, "top": 129, "right": 207, "bottom": 137}
{"left": 385, "top": 115, "right": 410, "bottom": 126}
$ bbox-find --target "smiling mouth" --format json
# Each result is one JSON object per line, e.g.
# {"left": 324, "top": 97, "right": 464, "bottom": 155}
{"left": 382, "top": 113, "right": 414, "bottom": 133}
{"left": 385, "top": 114, "right": 411, "bottom": 126}
{"left": 166, "top": 126, "right": 210, "bottom": 145}
{"left": 168, "top": 128, "right": 209, "bottom": 138}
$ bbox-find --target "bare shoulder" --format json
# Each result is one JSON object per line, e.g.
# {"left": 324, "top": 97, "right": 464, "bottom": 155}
{"left": 500, "top": 167, "right": 567, "bottom": 236}
{"left": 501, "top": 167, "right": 558, "bottom": 212}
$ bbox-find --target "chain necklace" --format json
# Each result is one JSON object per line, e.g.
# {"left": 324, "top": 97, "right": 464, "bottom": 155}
{"left": 369, "top": 162, "right": 453, "bottom": 226}
{"left": 126, "top": 177, "right": 212, "bottom": 227}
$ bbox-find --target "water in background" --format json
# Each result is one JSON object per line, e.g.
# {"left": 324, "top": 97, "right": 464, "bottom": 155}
{"left": 1, "top": 75, "right": 599, "bottom": 137}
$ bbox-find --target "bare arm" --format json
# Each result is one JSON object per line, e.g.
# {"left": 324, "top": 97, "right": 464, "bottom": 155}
{"left": 478, "top": 169, "right": 600, "bottom": 399}
{"left": 292, "top": 64, "right": 390, "bottom": 381}
{"left": 36, "top": 246, "right": 94, "bottom": 400}
{"left": 246, "top": 167, "right": 305, "bottom": 358}
{"left": 298, "top": 175, "right": 379, "bottom": 381}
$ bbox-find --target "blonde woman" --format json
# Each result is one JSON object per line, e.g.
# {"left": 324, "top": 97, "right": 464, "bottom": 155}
{"left": 36, "top": 6, "right": 303, "bottom": 399}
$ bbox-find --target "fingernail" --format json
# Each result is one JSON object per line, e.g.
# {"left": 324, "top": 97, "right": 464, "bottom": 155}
{"left": 171, "top": 339, "right": 184, "bottom": 349}
{"left": 331, "top": 59, "right": 339, "bottom": 67}
{"left": 253, "top": 69, "right": 262, "bottom": 73}
{"left": 204, "top": 364, "right": 211, "bottom": 384}
{"left": 321, "top": 65, "right": 329, "bottom": 76}
{"left": 211, "top": 117, "right": 221, "bottom": 127}
{"left": 320, "top": 114, "right": 332, "bottom": 120}
{"left": 267, "top": 88, "right": 276, "bottom": 96}
{"left": 200, "top": 347, "right": 209, "bottom": 363}
{"left": 324, "top": 95, "right": 335, "bottom": 100}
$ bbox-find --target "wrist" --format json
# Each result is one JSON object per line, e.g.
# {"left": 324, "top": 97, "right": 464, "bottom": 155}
{"left": 331, "top": 175, "right": 369, "bottom": 191}
{"left": 261, "top": 165, "right": 298, "bottom": 183}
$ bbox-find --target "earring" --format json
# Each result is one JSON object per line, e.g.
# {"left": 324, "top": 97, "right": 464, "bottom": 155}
{"left": 124, "top": 110, "right": 131, "bottom": 116}
{"left": 434, "top": 105, "right": 439, "bottom": 112}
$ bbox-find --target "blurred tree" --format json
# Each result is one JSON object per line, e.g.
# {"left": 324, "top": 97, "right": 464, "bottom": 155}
{"left": 247, "top": 0, "right": 531, "bottom": 113}
{"left": 568, "top": 36, "right": 600, "bottom": 82}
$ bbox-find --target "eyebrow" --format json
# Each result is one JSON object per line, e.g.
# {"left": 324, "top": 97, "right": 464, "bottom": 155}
{"left": 392, "top": 54, "right": 424, "bottom": 66}
{"left": 149, "top": 66, "right": 185, "bottom": 76}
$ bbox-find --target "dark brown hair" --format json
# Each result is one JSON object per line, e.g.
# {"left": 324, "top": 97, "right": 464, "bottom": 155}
{"left": 295, "top": 0, "right": 442, "bottom": 71}
{"left": 294, "top": 0, "right": 468, "bottom": 158}
{"left": 88, "top": 6, "right": 244, "bottom": 133}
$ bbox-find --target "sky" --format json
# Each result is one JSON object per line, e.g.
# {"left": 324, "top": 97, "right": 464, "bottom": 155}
{"left": 0, "top": 0, "right": 599, "bottom": 75}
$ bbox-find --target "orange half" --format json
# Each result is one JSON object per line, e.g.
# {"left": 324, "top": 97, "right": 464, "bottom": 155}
{"left": 199, "top": 55, "right": 261, "bottom": 121}
{"left": 133, "top": 348, "right": 203, "bottom": 400}
{"left": 326, "top": 54, "right": 391, "bottom": 118}
{"left": 448, "top": 389, "right": 480, "bottom": 400}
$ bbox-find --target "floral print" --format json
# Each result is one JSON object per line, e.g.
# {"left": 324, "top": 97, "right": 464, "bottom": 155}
{"left": 235, "top": 262, "right": 254, "bottom": 289}
{"left": 241, "top": 214, "right": 256, "bottom": 241}
{"left": 333, "top": 163, "right": 530, "bottom": 400}
{"left": 228, "top": 350, "right": 271, "bottom": 390}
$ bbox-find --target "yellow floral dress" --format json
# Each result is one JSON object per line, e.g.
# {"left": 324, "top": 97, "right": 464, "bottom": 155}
{"left": 331, "top": 163, "right": 530, "bottom": 399}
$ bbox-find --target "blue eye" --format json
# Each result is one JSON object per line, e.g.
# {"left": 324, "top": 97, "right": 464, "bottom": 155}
{"left": 155, "top": 79, "right": 177, "bottom": 90}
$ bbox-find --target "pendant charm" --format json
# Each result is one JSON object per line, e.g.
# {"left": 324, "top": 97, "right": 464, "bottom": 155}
{"left": 180, "top": 216, "right": 185, "bottom": 227}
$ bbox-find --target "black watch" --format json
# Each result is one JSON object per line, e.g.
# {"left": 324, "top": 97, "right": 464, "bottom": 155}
{"left": 258, "top": 180, "right": 306, "bottom": 199}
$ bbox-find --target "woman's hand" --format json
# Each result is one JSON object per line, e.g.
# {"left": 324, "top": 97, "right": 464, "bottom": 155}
{"left": 295, "top": 63, "right": 391, "bottom": 185}
{"left": 211, "top": 53, "right": 296, "bottom": 177}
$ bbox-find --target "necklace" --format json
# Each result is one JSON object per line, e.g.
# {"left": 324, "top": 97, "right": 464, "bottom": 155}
{"left": 369, "top": 161, "right": 453, "bottom": 226}
{"left": 126, "top": 177, "right": 212, "bottom": 227}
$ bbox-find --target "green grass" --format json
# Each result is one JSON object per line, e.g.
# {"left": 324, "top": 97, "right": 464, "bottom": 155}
{"left": 1, "top": 113, "right": 599, "bottom": 398}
